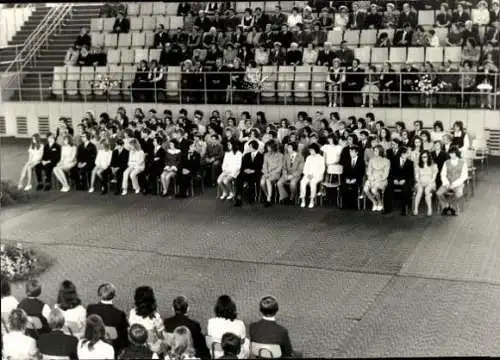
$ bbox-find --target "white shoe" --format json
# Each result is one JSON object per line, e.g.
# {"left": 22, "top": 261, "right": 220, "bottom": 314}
{"left": 135, "top": 189, "right": 141, "bottom": 194}
{"left": 88, "top": 187, "right": 94, "bottom": 193}
{"left": 121, "top": 190, "right": 127, "bottom": 196}
{"left": 328, "top": 102, "right": 333, "bottom": 107}
{"left": 300, "top": 200, "right": 306, "bottom": 208}
{"left": 226, "top": 192, "right": 234, "bottom": 200}
{"left": 376, "top": 205, "right": 383, "bottom": 211}
{"left": 308, "top": 202, "right": 314, "bottom": 209}
{"left": 17, "top": 184, "right": 23, "bottom": 190}
{"left": 60, "top": 186, "right": 70, "bottom": 193}
{"left": 332, "top": 103, "right": 337, "bottom": 108}
{"left": 372, "top": 204, "right": 377, "bottom": 211}
{"left": 220, "top": 192, "right": 228, "bottom": 200}
{"left": 24, "top": 184, "right": 32, "bottom": 191}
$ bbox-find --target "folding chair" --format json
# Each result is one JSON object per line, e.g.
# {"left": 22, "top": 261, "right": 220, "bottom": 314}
{"left": 371, "top": 47, "right": 389, "bottom": 65}
{"left": 90, "top": 17, "right": 103, "bottom": 32}
{"left": 127, "top": 2, "right": 140, "bottom": 17}
{"left": 104, "top": 33, "right": 118, "bottom": 48}
{"left": 389, "top": 47, "right": 407, "bottom": 64}
{"left": 425, "top": 47, "right": 444, "bottom": 65}
{"left": 418, "top": 10, "right": 435, "bottom": 25}
{"left": 140, "top": 2, "right": 153, "bottom": 16}
{"left": 355, "top": 47, "right": 371, "bottom": 65}
{"left": 407, "top": 47, "right": 425, "bottom": 64}
{"left": 169, "top": 16, "right": 184, "bottom": 29}
{"left": 235, "top": 2, "right": 250, "bottom": 13}
{"left": 260, "top": 65, "right": 278, "bottom": 102}
{"left": 142, "top": 16, "right": 156, "bottom": 31}
{"left": 327, "top": 30, "right": 343, "bottom": 45}
{"left": 359, "top": 29, "right": 378, "bottom": 46}
{"left": 134, "top": 48, "right": 149, "bottom": 64}
{"left": 103, "top": 18, "right": 115, "bottom": 33}
{"left": 343, "top": 30, "right": 360, "bottom": 47}
{"left": 277, "top": 65, "right": 294, "bottom": 103}
{"left": 311, "top": 65, "right": 328, "bottom": 104}
{"left": 91, "top": 31, "right": 105, "bottom": 48}
{"left": 52, "top": 66, "right": 67, "bottom": 96}
{"left": 166, "top": 3, "right": 177, "bottom": 15}
{"left": 65, "top": 66, "right": 80, "bottom": 96}
{"left": 145, "top": 31, "right": 155, "bottom": 47}
{"left": 130, "top": 17, "right": 143, "bottom": 32}
{"left": 107, "top": 64, "right": 123, "bottom": 96}
{"left": 79, "top": 66, "right": 94, "bottom": 96}
{"left": 250, "top": 342, "right": 282, "bottom": 359}
{"left": 321, "top": 164, "right": 343, "bottom": 208}
{"left": 122, "top": 65, "right": 136, "bottom": 96}
{"left": 294, "top": 65, "right": 312, "bottom": 101}
{"left": 120, "top": 48, "right": 135, "bottom": 65}
{"left": 132, "top": 31, "right": 146, "bottom": 48}
{"left": 444, "top": 47, "right": 461, "bottom": 65}
{"left": 155, "top": 15, "right": 169, "bottom": 29}
{"left": 166, "top": 66, "right": 181, "bottom": 98}
{"left": 93, "top": 66, "right": 107, "bottom": 96}
{"left": 152, "top": 1, "right": 166, "bottom": 15}
{"left": 149, "top": 48, "right": 161, "bottom": 62}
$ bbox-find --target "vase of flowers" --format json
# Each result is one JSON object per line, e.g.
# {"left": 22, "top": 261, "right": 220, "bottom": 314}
{"left": 89, "top": 74, "right": 120, "bottom": 99}
{"left": 416, "top": 74, "right": 446, "bottom": 108}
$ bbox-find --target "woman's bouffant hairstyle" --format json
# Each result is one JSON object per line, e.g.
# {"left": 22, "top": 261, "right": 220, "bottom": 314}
{"left": 214, "top": 295, "right": 238, "bottom": 321}
{"left": 418, "top": 150, "right": 433, "bottom": 168}
{"left": 134, "top": 286, "right": 157, "bottom": 318}
{"left": 57, "top": 280, "right": 82, "bottom": 311}
{"left": 81, "top": 314, "right": 106, "bottom": 351}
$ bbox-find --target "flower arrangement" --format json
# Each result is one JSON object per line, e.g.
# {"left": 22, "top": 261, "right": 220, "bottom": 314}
{"left": 1, "top": 180, "right": 38, "bottom": 207}
{"left": 1, "top": 243, "right": 41, "bottom": 281}
{"left": 416, "top": 74, "right": 446, "bottom": 95}
{"left": 89, "top": 74, "right": 120, "bottom": 93}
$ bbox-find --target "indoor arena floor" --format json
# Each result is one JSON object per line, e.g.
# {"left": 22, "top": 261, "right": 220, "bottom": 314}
{"left": 1, "top": 138, "right": 499, "bottom": 357}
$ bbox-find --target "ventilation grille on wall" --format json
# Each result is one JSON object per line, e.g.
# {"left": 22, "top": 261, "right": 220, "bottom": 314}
{"left": 38, "top": 116, "right": 50, "bottom": 135}
{"left": 0, "top": 116, "right": 6, "bottom": 135}
{"left": 16, "top": 116, "right": 28, "bottom": 135}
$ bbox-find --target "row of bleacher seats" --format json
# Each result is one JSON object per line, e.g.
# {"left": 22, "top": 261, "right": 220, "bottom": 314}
{"left": 91, "top": 16, "right": 184, "bottom": 33}
{"left": 101, "top": 46, "right": 467, "bottom": 67}
{"left": 51, "top": 63, "right": 487, "bottom": 99}
{"left": 90, "top": 27, "right": 493, "bottom": 50}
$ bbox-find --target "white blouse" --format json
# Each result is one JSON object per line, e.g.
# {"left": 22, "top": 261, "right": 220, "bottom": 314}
{"left": 221, "top": 151, "right": 243, "bottom": 178}
{"left": 77, "top": 339, "right": 115, "bottom": 360}
{"left": 59, "top": 145, "right": 77, "bottom": 168}
{"left": 2, "top": 331, "right": 39, "bottom": 360}
{"left": 56, "top": 304, "right": 86, "bottom": 338}
{"left": 95, "top": 149, "right": 113, "bottom": 169}
{"left": 128, "top": 149, "right": 145, "bottom": 170}
{"left": 28, "top": 146, "right": 44, "bottom": 164}
{"left": 302, "top": 153, "right": 326, "bottom": 180}
{"left": 207, "top": 317, "right": 249, "bottom": 359}
{"left": 287, "top": 13, "right": 303, "bottom": 28}
{"left": 321, "top": 144, "right": 343, "bottom": 166}
{"left": 128, "top": 308, "right": 164, "bottom": 348}
{"left": 1, "top": 295, "right": 19, "bottom": 315}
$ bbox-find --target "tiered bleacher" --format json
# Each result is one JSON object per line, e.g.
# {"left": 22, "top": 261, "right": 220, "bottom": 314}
{"left": 51, "top": 1, "right": 499, "bottom": 107}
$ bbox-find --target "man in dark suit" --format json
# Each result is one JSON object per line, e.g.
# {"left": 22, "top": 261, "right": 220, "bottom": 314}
{"left": 394, "top": 23, "right": 413, "bottom": 46}
{"left": 344, "top": 59, "right": 364, "bottom": 106}
{"left": 103, "top": 138, "right": 129, "bottom": 195}
{"left": 164, "top": 296, "right": 210, "bottom": 359}
{"left": 219, "top": 333, "right": 241, "bottom": 359}
{"left": 400, "top": 61, "right": 419, "bottom": 106}
{"left": 398, "top": 3, "right": 418, "bottom": 28}
{"left": 207, "top": 57, "right": 230, "bottom": 103}
{"left": 385, "top": 147, "right": 414, "bottom": 215}
{"left": 86, "top": 283, "right": 129, "bottom": 354}
{"left": 268, "top": 42, "right": 286, "bottom": 65}
{"left": 386, "top": 139, "right": 402, "bottom": 163}
{"left": 144, "top": 135, "right": 166, "bottom": 195}
{"left": 153, "top": 24, "right": 168, "bottom": 48}
{"left": 316, "top": 41, "right": 335, "bottom": 66}
{"left": 358, "top": 130, "right": 370, "bottom": 157}
{"left": 37, "top": 308, "right": 78, "bottom": 360}
{"left": 335, "top": 41, "right": 355, "bottom": 67}
{"left": 177, "top": 142, "right": 201, "bottom": 198}
{"left": 490, "top": 3, "right": 500, "bottom": 25}
{"left": 249, "top": 296, "right": 294, "bottom": 358}
{"left": 253, "top": 7, "right": 269, "bottom": 30}
{"left": 113, "top": 10, "right": 130, "bottom": 34}
{"left": 35, "top": 132, "right": 61, "bottom": 191}
{"left": 234, "top": 140, "right": 264, "bottom": 207}
{"left": 341, "top": 146, "right": 365, "bottom": 209}
{"left": 71, "top": 131, "right": 97, "bottom": 191}
{"left": 194, "top": 10, "right": 212, "bottom": 32}
{"left": 139, "top": 129, "right": 155, "bottom": 193}
{"left": 277, "top": 142, "right": 304, "bottom": 204}
{"left": 349, "top": 2, "right": 366, "bottom": 29}
{"left": 271, "top": 5, "right": 287, "bottom": 26}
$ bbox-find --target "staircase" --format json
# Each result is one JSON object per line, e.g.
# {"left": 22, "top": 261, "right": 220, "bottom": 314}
{"left": 0, "top": 6, "right": 51, "bottom": 71}
{"left": 10, "top": 4, "right": 102, "bottom": 101}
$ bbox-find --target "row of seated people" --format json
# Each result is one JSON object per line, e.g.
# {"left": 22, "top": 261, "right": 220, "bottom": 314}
{"left": 16, "top": 107, "right": 478, "bottom": 216}
{"left": 1, "top": 277, "right": 295, "bottom": 359}
{"left": 97, "top": 1, "right": 500, "bottom": 35}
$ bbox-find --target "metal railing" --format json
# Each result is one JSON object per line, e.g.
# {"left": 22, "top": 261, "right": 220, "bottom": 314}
{"left": 2, "top": 70, "right": 499, "bottom": 109}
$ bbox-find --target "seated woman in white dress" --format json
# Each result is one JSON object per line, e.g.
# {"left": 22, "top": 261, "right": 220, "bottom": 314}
{"left": 77, "top": 314, "right": 115, "bottom": 360}
{"left": 89, "top": 140, "right": 113, "bottom": 193}
{"left": 299, "top": 143, "right": 325, "bottom": 209}
{"left": 414, "top": 150, "right": 438, "bottom": 216}
{"left": 364, "top": 145, "right": 390, "bottom": 211}
{"left": 321, "top": 133, "right": 343, "bottom": 172}
{"left": 128, "top": 286, "right": 166, "bottom": 354}
{"left": 55, "top": 280, "right": 87, "bottom": 339}
{"left": 164, "top": 326, "right": 199, "bottom": 360}
{"left": 52, "top": 134, "right": 77, "bottom": 192}
{"left": 122, "top": 138, "right": 146, "bottom": 195}
{"left": 218, "top": 139, "right": 243, "bottom": 201}
{"left": 2, "top": 309, "right": 40, "bottom": 360}
{"left": 207, "top": 295, "right": 249, "bottom": 359}
{"left": 17, "top": 133, "right": 44, "bottom": 191}
{"left": 436, "top": 147, "right": 468, "bottom": 216}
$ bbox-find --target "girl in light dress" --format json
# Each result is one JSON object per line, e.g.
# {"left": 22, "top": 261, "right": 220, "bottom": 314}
{"left": 89, "top": 140, "right": 113, "bottom": 193}
{"left": 364, "top": 145, "right": 390, "bottom": 211}
{"left": 410, "top": 136, "right": 424, "bottom": 164}
{"left": 122, "top": 138, "right": 146, "bottom": 195}
{"left": 361, "top": 65, "right": 379, "bottom": 108}
{"left": 53, "top": 135, "right": 77, "bottom": 192}
{"left": 299, "top": 143, "right": 325, "bottom": 209}
{"left": 17, "top": 133, "right": 44, "bottom": 191}
{"left": 414, "top": 150, "right": 438, "bottom": 216}
{"left": 218, "top": 139, "right": 243, "bottom": 200}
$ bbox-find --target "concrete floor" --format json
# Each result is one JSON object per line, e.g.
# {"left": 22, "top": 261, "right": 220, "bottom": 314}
{"left": 1, "top": 138, "right": 499, "bottom": 357}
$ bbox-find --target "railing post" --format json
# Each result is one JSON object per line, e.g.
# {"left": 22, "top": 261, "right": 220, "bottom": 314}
{"left": 398, "top": 71, "right": 402, "bottom": 109}
{"left": 203, "top": 71, "right": 207, "bottom": 105}
{"left": 38, "top": 71, "right": 43, "bottom": 101}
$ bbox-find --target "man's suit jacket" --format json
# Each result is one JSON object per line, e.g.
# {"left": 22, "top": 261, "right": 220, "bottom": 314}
{"left": 389, "top": 158, "right": 415, "bottom": 187}
{"left": 153, "top": 31, "right": 168, "bottom": 48}
{"left": 269, "top": 48, "right": 286, "bottom": 65}
{"left": 316, "top": 49, "right": 334, "bottom": 66}
{"left": 151, "top": 147, "right": 167, "bottom": 172}
{"left": 282, "top": 152, "right": 304, "bottom": 179}
{"left": 241, "top": 152, "right": 264, "bottom": 176}
{"left": 342, "top": 156, "right": 365, "bottom": 185}
{"left": 490, "top": 10, "right": 500, "bottom": 24}
{"left": 432, "top": 150, "right": 449, "bottom": 172}
{"left": 86, "top": 302, "right": 130, "bottom": 353}
{"left": 42, "top": 142, "right": 61, "bottom": 165}
{"left": 398, "top": 11, "right": 418, "bottom": 28}
{"left": 349, "top": 11, "right": 366, "bottom": 29}
{"left": 179, "top": 151, "right": 201, "bottom": 175}
{"left": 110, "top": 148, "right": 129, "bottom": 170}
{"left": 37, "top": 330, "right": 78, "bottom": 360}
{"left": 485, "top": 26, "right": 499, "bottom": 45}
{"left": 249, "top": 319, "right": 293, "bottom": 358}
{"left": 76, "top": 141, "right": 97, "bottom": 166}
{"left": 394, "top": 29, "right": 413, "bottom": 46}
{"left": 164, "top": 314, "right": 210, "bottom": 358}
{"left": 113, "top": 17, "right": 130, "bottom": 33}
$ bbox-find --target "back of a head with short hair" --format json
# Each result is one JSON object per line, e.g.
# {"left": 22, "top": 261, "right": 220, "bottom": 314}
{"left": 26, "top": 279, "right": 42, "bottom": 297}
{"left": 97, "top": 283, "right": 116, "bottom": 301}
{"left": 221, "top": 332, "right": 242, "bottom": 356}
{"left": 129, "top": 323, "right": 148, "bottom": 345}
{"left": 173, "top": 295, "right": 189, "bottom": 314}
{"left": 259, "top": 296, "right": 279, "bottom": 317}
{"left": 48, "top": 307, "right": 66, "bottom": 330}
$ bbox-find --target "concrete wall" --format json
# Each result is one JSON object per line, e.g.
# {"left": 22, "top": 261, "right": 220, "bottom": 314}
{"left": 0, "top": 6, "right": 34, "bottom": 47}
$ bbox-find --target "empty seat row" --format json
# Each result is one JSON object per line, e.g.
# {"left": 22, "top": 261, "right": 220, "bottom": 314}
{"left": 124, "top": 2, "right": 179, "bottom": 17}
{"left": 91, "top": 31, "right": 155, "bottom": 49}
{"left": 106, "top": 48, "right": 163, "bottom": 65}
{"left": 356, "top": 46, "right": 463, "bottom": 65}
{"left": 90, "top": 16, "right": 184, "bottom": 33}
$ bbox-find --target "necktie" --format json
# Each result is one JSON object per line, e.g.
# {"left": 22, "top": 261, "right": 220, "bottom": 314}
{"left": 352, "top": 158, "right": 356, "bottom": 167}
{"left": 291, "top": 155, "right": 295, "bottom": 166}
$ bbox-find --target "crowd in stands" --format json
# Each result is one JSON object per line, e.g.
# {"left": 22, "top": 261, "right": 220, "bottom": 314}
{"left": 16, "top": 108, "right": 478, "bottom": 216}
{"left": 1, "top": 277, "right": 295, "bottom": 359}
{"left": 56, "top": 1, "right": 500, "bottom": 107}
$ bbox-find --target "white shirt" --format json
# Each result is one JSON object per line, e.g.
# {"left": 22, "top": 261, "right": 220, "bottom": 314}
{"left": 2, "top": 331, "right": 39, "bottom": 360}
{"left": 28, "top": 146, "right": 44, "bottom": 164}
{"left": 302, "top": 153, "right": 325, "bottom": 180}
{"left": 429, "top": 34, "right": 440, "bottom": 47}
{"left": 321, "top": 144, "right": 342, "bottom": 166}
{"left": 128, "top": 149, "right": 145, "bottom": 170}
{"left": 207, "top": 317, "right": 249, "bottom": 359}
{"left": 287, "top": 13, "right": 303, "bottom": 28}
{"left": 128, "top": 308, "right": 164, "bottom": 347}
{"left": 77, "top": 339, "right": 115, "bottom": 360}
{"left": 55, "top": 304, "right": 86, "bottom": 337}
{"left": 95, "top": 149, "right": 113, "bottom": 169}
{"left": 430, "top": 131, "right": 445, "bottom": 142}
{"left": 222, "top": 150, "right": 243, "bottom": 178}
{"left": 1, "top": 295, "right": 19, "bottom": 315}
{"left": 441, "top": 158, "right": 468, "bottom": 187}
{"left": 59, "top": 145, "right": 77, "bottom": 168}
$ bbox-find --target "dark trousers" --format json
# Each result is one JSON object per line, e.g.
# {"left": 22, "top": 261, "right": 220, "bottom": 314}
{"left": 207, "top": 87, "right": 226, "bottom": 104}
{"left": 102, "top": 167, "right": 125, "bottom": 193}
{"left": 71, "top": 164, "right": 94, "bottom": 190}
{"left": 145, "top": 165, "right": 163, "bottom": 194}
{"left": 203, "top": 160, "right": 221, "bottom": 185}
{"left": 177, "top": 172, "right": 193, "bottom": 196}
{"left": 342, "top": 182, "right": 361, "bottom": 209}
{"left": 385, "top": 182, "right": 412, "bottom": 214}
{"left": 131, "top": 82, "right": 149, "bottom": 102}
{"left": 34, "top": 163, "right": 55, "bottom": 186}
{"left": 235, "top": 172, "right": 259, "bottom": 203}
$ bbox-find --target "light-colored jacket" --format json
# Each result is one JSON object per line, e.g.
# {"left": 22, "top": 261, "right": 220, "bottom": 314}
{"left": 302, "top": 153, "right": 325, "bottom": 181}
{"left": 222, "top": 150, "right": 243, "bottom": 178}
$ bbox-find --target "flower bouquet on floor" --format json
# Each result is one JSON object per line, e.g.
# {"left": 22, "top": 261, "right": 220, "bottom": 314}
{"left": 416, "top": 74, "right": 446, "bottom": 107}
{"left": 89, "top": 74, "right": 120, "bottom": 98}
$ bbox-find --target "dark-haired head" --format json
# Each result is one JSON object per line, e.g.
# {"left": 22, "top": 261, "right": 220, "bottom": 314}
{"left": 57, "top": 280, "right": 82, "bottom": 311}
{"left": 173, "top": 296, "right": 189, "bottom": 314}
{"left": 433, "top": 121, "right": 444, "bottom": 132}
{"left": 82, "top": 314, "right": 106, "bottom": 351}
{"left": 221, "top": 332, "right": 242, "bottom": 356}
{"left": 26, "top": 280, "right": 42, "bottom": 298}
{"left": 418, "top": 150, "right": 433, "bottom": 168}
{"left": 249, "top": 140, "right": 259, "bottom": 151}
{"left": 308, "top": 142, "right": 320, "bottom": 154}
{"left": 266, "top": 140, "right": 278, "bottom": 153}
{"left": 287, "top": 142, "right": 299, "bottom": 153}
{"left": 448, "top": 146, "right": 461, "bottom": 158}
{"left": 129, "top": 323, "right": 149, "bottom": 345}
{"left": 1, "top": 276, "right": 11, "bottom": 298}
{"left": 97, "top": 283, "right": 116, "bottom": 301}
{"left": 214, "top": 295, "right": 237, "bottom": 321}
{"left": 134, "top": 286, "right": 157, "bottom": 318}
{"left": 259, "top": 296, "right": 279, "bottom": 317}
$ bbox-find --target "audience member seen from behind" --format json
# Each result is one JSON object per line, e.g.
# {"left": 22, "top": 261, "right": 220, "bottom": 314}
{"left": 17, "top": 279, "right": 51, "bottom": 333}
{"left": 1, "top": 276, "right": 19, "bottom": 317}
{"left": 118, "top": 324, "right": 160, "bottom": 359}
{"left": 2, "top": 309, "right": 40, "bottom": 360}
{"left": 164, "top": 326, "right": 198, "bottom": 360}
{"left": 37, "top": 308, "right": 78, "bottom": 360}
{"left": 55, "top": 280, "right": 87, "bottom": 338}
{"left": 207, "top": 295, "right": 249, "bottom": 359}
{"left": 220, "top": 332, "right": 242, "bottom": 359}
{"left": 77, "top": 314, "right": 115, "bottom": 360}
{"left": 249, "top": 296, "right": 294, "bottom": 358}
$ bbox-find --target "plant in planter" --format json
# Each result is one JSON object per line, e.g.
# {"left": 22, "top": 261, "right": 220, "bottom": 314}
{"left": 90, "top": 74, "right": 120, "bottom": 99}
{"left": 1, "top": 243, "right": 52, "bottom": 282}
